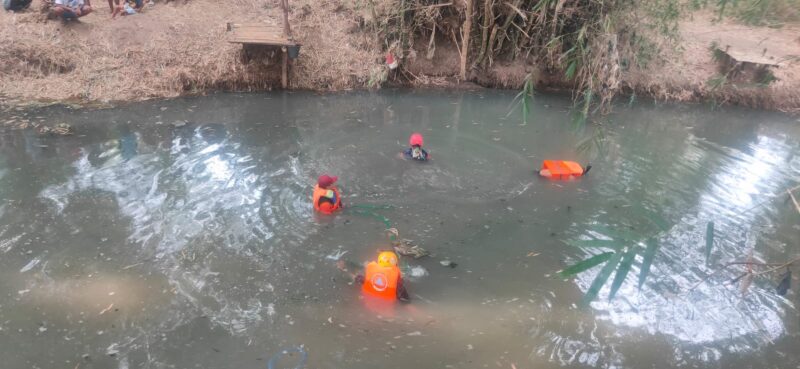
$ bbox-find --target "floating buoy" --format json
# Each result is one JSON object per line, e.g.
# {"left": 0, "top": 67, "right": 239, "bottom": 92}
{"left": 538, "top": 160, "right": 590, "bottom": 180}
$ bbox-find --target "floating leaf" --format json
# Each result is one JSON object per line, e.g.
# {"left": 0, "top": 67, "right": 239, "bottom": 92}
{"left": 777, "top": 269, "right": 791, "bottom": 296}
{"left": 558, "top": 252, "right": 614, "bottom": 277}
{"left": 581, "top": 252, "right": 623, "bottom": 307}
{"left": 608, "top": 247, "right": 638, "bottom": 300}
{"left": 638, "top": 238, "right": 659, "bottom": 290}
{"left": 705, "top": 221, "right": 715, "bottom": 261}
{"left": 566, "top": 239, "right": 626, "bottom": 250}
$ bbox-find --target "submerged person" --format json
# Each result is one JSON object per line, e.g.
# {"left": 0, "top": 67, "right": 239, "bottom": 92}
{"left": 402, "top": 133, "right": 429, "bottom": 161}
{"left": 312, "top": 174, "right": 342, "bottom": 214}
{"left": 51, "top": 0, "right": 92, "bottom": 19}
{"left": 339, "top": 251, "right": 410, "bottom": 302}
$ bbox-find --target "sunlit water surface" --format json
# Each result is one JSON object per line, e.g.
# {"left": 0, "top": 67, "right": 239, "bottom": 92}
{"left": 1, "top": 91, "right": 799, "bottom": 369}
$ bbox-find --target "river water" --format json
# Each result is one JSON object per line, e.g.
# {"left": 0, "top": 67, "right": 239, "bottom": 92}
{"left": 1, "top": 91, "right": 799, "bottom": 369}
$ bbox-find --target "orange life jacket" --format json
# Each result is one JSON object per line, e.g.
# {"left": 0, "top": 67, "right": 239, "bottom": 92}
{"left": 362, "top": 261, "right": 400, "bottom": 300}
{"left": 540, "top": 160, "right": 585, "bottom": 180}
{"left": 312, "top": 185, "right": 341, "bottom": 214}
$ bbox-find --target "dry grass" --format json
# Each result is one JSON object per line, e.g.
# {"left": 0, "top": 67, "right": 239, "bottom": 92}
{"left": 288, "top": 0, "right": 380, "bottom": 90}
{"left": 623, "top": 12, "right": 800, "bottom": 113}
{"left": 0, "top": 0, "right": 382, "bottom": 104}
{"left": 0, "top": 0, "right": 798, "bottom": 113}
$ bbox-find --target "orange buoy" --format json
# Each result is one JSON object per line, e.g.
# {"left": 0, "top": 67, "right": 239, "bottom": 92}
{"left": 538, "top": 160, "right": 590, "bottom": 180}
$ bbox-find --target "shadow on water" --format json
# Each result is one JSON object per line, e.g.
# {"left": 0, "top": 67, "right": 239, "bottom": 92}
{"left": 0, "top": 91, "right": 798, "bottom": 368}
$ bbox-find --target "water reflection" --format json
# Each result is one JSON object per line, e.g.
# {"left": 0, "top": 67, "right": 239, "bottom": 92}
{"left": 567, "top": 107, "right": 800, "bottom": 361}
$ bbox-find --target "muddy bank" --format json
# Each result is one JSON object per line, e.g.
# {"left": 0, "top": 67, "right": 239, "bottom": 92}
{"left": 0, "top": 0, "right": 798, "bottom": 113}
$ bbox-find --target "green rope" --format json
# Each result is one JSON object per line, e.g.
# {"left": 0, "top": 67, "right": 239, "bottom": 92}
{"left": 349, "top": 204, "right": 394, "bottom": 210}
{"left": 350, "top": 208, "right": 392, "bottom": 229}
{"left": 345, "top": 203, "right": 396, "bottom": 238}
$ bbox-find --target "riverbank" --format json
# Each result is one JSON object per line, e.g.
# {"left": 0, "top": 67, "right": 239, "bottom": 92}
{"left": 1, "top": 0, "right": 798, "bottom": 113}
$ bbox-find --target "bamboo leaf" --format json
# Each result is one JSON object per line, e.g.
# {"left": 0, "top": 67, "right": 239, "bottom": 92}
{"left": 587, "top": 224, "right": 639, "bottom": 242}
{"left": 705, "top": 221, "right": 715, "bottom": 261}
{"left": 608, "top": 247, "right": 638, "bottom": 300}
{"left": 558, "top": 252, "right": 614, "bottom": 277}
{"left": 638, "top": 238, "right": 659, "bottom": 290}
{"left": 522, "top": 95, "right": 529, "bottom": 125}
{"left": 566, "top": 239, "right": 625, "bottom": 250}
{"left": 580, "top": 252, "right": 623, "bottom": 307}
{"left": 565, "top": 60, "right": 577, "bottom": 80}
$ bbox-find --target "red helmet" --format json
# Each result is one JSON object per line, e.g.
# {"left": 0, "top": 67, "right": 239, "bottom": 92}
{"left": 317, "top": 174, "right": 338, "bottom": 188}
{"left": 409, "top": 133, "right": 424, "bottom": 147}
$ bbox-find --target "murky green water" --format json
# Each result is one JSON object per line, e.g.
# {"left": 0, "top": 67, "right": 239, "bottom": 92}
{"left": 1, "top": 91, "right": 799, "bottom": 369}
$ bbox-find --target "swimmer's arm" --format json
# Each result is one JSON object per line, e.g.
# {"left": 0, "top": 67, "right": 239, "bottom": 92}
{"left": 336, "top": 259, "right": 364, "bottom": 282}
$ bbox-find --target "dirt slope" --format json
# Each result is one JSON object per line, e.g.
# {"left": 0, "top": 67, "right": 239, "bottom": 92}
{"left": 1, "top": 2, "right": 798, "bottom": 112}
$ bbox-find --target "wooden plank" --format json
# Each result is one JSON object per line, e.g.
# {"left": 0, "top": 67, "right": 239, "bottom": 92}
{"left": 234, "top": 30, "right": 285, "bottom": 37}
{"left": 228, "top": 22, "right": 282, "bottom": 29}
{"left": 229, "top": 39, "right": 290, "bottom": 44}
{"left": 230, "top": 35, "right": 291, "bottom": 42}
{"left": 229, "top": 39, "right": 296, "bottom": 46}
{"left": 231, "top": 25, "right": 282, "bottom": 31}
{"left": 724, "top": 49, "right": 780, "bottom": 66}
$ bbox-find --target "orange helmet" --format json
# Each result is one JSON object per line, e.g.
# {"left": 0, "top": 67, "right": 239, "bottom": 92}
{"left": 377, "top": 251, "right": 398, "bottom": 267}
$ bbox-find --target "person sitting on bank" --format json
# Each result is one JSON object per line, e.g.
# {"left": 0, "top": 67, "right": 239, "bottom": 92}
{"left": 312, "top": 174, "right": 342, "bottom": 214}
{"left": 51, "top": 0, "right": 92, "bottom": 19}
{"left": 3, "top": 0, "right": 32, "bottom": 12}
{"left": 110, "top": 0, "right": 141, "bottom": 18}
{"left": 402, "top": 132, "right": 429, "bottom": 161}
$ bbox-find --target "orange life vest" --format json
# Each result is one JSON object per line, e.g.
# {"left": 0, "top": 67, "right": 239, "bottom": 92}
{"left": 540, "top": 160, "right": 585, "bottom": 180}
{"left": 362, "top": 261, "right": 400, "bottom": 300}
{"left": 312, "top": 185, "right": 341, "bottom": 214}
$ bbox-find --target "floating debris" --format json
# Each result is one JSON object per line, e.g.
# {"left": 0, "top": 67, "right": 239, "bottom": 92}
{"left": 325, "top": 249, "right": 348, "bottom": 261}
{"left": 106, "top": 343, "right": 119, "bottom": 356}
{"left": 20, "top": 258, "right": 40, "bottom": 273}
{"left": 393, "top": 239, "right": 429, "bottom": 259}
{"left": 409, "top": 266, "right": 428, "bottom": 278}
{"left": 99, "top": 303, "right": 114, "bottom": 315}
{"left": 37, "top": 123, "right": 74, "bottom": 136}
{"left": 439, "top": 260, "right": 457, "bottom": 268}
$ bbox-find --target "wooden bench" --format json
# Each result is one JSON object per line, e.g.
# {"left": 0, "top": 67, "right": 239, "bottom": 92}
{"left": 226, "top": 22, "right": 301, "bottom": 88}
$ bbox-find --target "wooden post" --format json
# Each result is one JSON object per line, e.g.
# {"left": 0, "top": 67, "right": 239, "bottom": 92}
{"left": 460, "top": 0, "right": 473, "bottom": 81}
{"left": 281, "top": 48, "right": 288, "bottom": 89}
{"left": 281, "top": 0, "right": 291, "bottom": 89}
{"left": 281, "top": 0, "right": 292, "bottom": 39}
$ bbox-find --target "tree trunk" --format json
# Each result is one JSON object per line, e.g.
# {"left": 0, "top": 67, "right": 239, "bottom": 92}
{"left": 473, "top": 0, "right": 494, "bottom": 69}
{"left": 460, "top": 0, "right": 473, "bottom": 81}
{"left": 281, "top": 0, "right": 292, "bottom": 39}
